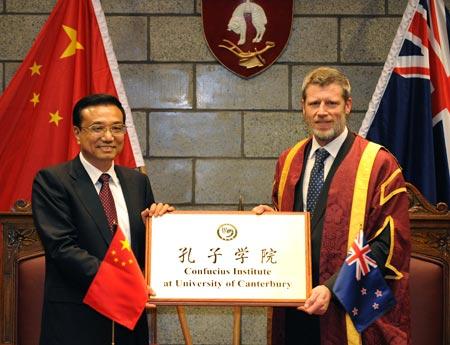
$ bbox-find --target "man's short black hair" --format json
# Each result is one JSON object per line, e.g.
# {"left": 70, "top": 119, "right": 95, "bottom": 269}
{"left": 72, "top": 94, "right": 126, "bottom": 127}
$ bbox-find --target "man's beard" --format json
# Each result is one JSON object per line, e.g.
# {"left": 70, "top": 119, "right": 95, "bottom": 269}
{"left": 308, "top": 115, "right": 347, "bottom": 142}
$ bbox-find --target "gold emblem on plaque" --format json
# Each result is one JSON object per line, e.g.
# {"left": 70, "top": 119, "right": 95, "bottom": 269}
{"left": 217, "top": 223, "right": 238, "bottom": 241}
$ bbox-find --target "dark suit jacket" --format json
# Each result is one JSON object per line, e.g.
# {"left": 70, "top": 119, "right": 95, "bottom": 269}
{"left": 32, "top": 156, "right": 154, "bottom": 345}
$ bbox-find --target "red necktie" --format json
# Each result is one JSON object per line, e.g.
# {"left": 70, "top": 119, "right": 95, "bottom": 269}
{"left": 98, "top": 173, "right": 118, "bottom": 232}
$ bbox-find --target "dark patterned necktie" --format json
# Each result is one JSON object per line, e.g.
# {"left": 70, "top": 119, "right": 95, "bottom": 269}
{"left": 306, "top": 148, "right": 330, "bottom": 214}
{"left": 98, "top": 173, "right": 118, "bottom": 232}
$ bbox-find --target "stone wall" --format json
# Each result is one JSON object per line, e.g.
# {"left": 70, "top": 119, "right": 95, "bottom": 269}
{"left": 0, "top": 0, "right": 439, "bottom": 344}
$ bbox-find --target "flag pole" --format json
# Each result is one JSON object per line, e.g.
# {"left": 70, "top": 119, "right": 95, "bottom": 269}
{"left": 232, "top": 195, "right": 244, "bottom": 345}
{"left": 145, "top": 215, "right": 158, "bottom": 344}
{"left": 111, "top": 321, "right": 115, "bottom": 345}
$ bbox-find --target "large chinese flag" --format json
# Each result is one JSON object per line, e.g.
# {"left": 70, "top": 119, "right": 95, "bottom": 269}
{"left": 0, "top": 0, "right": 144, "bottom": 211}
{"left": 83, "top": 226, "right": 148, "bottom": 330}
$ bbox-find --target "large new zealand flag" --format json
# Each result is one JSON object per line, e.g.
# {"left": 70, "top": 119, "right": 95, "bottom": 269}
{"left": 359, "top": 0, "right": 450, "bottom": 205}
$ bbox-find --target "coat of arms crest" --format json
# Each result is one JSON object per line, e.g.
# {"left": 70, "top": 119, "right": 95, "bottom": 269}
{"left": 202, "top": 0, "right": 293, "bottom": 78}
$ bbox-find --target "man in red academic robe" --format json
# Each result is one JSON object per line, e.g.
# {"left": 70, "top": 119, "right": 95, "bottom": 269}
{"left": 253, "top": 67, "right": 410, "bottom": 345}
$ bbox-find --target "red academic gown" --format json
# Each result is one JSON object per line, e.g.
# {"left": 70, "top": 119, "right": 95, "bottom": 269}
{"left": 271, "top": 133, "right": 411, "bottom": 345}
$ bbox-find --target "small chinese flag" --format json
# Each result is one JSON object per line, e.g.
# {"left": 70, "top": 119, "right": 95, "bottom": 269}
{"left": 83, "top": 226, "right": 148, "bottom": 330}
{"left": 0, "top": 0, "right": 143, "bottom": 212}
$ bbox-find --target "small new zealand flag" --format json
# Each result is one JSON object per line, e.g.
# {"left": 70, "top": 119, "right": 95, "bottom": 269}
{"left": 333, "top": 231, "right": 396, "bottom": 332}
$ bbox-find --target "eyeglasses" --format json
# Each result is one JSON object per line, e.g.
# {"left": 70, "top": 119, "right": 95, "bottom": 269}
{"left": 80, "top": 124, "right": 127, "bottom": 135}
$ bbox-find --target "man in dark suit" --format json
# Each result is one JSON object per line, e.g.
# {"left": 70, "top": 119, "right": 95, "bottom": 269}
{"left": 32, "top": 94, "right": 173, "bottom": 345}
{"left": 253, "top": 67, "right": 410, "bottom": 344}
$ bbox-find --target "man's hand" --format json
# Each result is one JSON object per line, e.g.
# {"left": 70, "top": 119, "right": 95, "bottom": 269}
{"left": 146, "top": 286, "right": 156, "bottom": 309}
{"left": 141, "top": 203, "right": 175, "bottom": 223}
{"left": 298, "top": 285, "right": 331, "bottom": 315}
{"left": 251, "top": 204, "right": 276, "bottom": 214}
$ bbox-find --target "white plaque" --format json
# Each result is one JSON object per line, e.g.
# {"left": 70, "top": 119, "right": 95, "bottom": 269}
{"left": 146, "top": 211, "right": 311, "bottom": 306}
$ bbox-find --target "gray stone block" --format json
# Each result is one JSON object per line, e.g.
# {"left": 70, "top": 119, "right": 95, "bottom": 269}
{"left": 107, "top": 16, "right": 147, "bottom": 61}
{"left": 149, "top": 112, "right": 241, "bottom": 157}
{"left": 150, "top": 16, "right": 213, "bottom": 62}
{"left": 131, "top": 111, "right": 147, "bottom": 156}
{"left": 341, "top": 17, "right": 401, "bottom": 63}
{"left": 244, "top": 111, "right": 308, "bottom": 158}
{"left": 145, "top": 158, "right": 193, "bottom": 204}
{"left": 156, "top": 306, "right": 267, "bottom": 345}
{"left": 4, "top": 62, "right": 20, "bottom": 88}
{"left": 195, "top": 159, "right": 276, "bottom": 204}
{"left": 6, "top": 0, "right": 55, "bottom": 12}
{"left": 186, "top": 306, "right": 234, "bottom": 344}
{"left": 338, "top": 65, "right": 383, "bottom": 112}
{"left": 241, "top": 307, "right": 268, "bottom": 345}
{"left": 120, "top": 63, "right": 193, "bottom": 109}
{"left": 347, "top": 111, "right": 366, "bottom": 134}
{"left": 0, "top": 15, "right": 47, "bottom": 60}
{"left": 291, "top": 65, "right": 383, "bottom": 112}
{"left": 388, "top": 0, "right": 408, "bottom": 15}
{"left": 155, "top": 305, "right": 184, "bottom": 344}
{"left": 279, "top": 17, "right": 337, "bottom": 63}
{"left": 295, "top": 0, "right": 384, "bottom": 14}
{"left": 196, "top": 65, "right": 289, "bottom": 110}
{"left": 102, "top": 0, "right": 194, "bottom": 14}
{"left": 156, "top": 306, "right": 229, "bottom": 344}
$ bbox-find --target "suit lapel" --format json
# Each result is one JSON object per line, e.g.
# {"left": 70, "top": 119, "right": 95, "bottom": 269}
{"left": 69, "top": 156, "right": 113, "bottom": 245}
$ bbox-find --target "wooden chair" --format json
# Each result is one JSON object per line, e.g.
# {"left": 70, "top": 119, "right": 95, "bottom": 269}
{"left": 1, "top": 182, "right": 449, "bottom": 345}
{"left": 408, "top": 183, "right": 449, "bottom": 345}
{"left": 0, "top": 201, "right": 43, "bottom": 345}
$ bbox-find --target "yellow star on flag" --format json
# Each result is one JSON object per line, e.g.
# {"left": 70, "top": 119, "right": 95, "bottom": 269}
{"left": 29, "top": 61, "right": 42, "bottom": 76}
{"left": 49, "top": 110, "right": 63, "bottom": 126}
{"left": 60, "top": 25, "right": 84, "bottom": 59}
{"left": 120, "top": 239, "right": 131, "bottom": 252}
{"left": 30, "top": 92, "right": 40, "bottom": 107}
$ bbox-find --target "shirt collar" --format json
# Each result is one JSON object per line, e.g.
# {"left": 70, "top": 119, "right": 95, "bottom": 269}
{"left": 309, "top": 127, "right": 348, "bottom": 159}
{"left": 79, "top": 152, "right": 118, "bottom": 185}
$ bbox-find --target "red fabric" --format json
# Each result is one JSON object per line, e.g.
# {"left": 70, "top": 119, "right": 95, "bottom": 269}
{"left": 83, "top": 226, "right": 147, "bottom": 330}
{"left": 272, "top": 135, "right": 411, "bottom": 345}
{"left": 0, "top": 0, "right": 137, "bottom": 212}
{"left": 320, "top": 138, "right": 411, "bottom": 344}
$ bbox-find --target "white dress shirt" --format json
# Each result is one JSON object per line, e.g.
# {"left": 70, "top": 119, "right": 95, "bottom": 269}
{"left": 79, "top": 152, "right": 131, "bottom": 242}
{"left": 302, "top": 127, "right": 349, "bottom": 210}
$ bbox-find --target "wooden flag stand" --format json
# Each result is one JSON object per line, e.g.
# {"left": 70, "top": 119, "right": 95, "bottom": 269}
{"left": 149, "top": 305, "right": 241, "bottom": 345}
